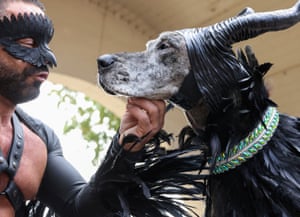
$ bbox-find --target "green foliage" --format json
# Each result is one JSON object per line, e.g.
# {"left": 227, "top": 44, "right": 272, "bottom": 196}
{"left": 50, "top": 85, "right": 120, "bottom": 165}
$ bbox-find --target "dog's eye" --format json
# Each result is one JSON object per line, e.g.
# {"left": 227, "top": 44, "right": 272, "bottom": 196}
{"left": 157, "top": 43, "right": 169, "bottom": 50}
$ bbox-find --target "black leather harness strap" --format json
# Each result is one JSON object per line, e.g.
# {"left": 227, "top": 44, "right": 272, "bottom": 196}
{"left": 0, "top": 113, "right": 25, "bottom": 211}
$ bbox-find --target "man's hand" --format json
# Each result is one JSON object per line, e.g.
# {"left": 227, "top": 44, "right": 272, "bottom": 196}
{"left": 118, "top": 97, "right": 166, "bottom": 152}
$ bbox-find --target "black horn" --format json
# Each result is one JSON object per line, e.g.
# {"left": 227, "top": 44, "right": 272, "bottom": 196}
{"left": 173, "top": 1, "right": 300, "bottom": 112}
{"left": 217, "top": 0, "right": 300, "bottom": 44}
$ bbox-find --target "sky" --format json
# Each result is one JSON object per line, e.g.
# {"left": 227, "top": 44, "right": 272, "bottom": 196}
{"left": 20, "top": 81, "right": 110, "bottom": 180}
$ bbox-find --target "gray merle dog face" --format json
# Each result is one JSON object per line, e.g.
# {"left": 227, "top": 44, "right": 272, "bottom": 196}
{"left": 97, "top": 31, "right": 191, "bottom": 100}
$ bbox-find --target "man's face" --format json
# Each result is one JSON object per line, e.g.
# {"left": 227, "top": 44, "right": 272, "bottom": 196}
{"left": 0, "top": 2, "right": 56, "bottom": 104}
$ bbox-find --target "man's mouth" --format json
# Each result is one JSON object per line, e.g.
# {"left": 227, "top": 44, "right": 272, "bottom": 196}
{"left": 33, "top": 71, "right": 49, "bottom": 82}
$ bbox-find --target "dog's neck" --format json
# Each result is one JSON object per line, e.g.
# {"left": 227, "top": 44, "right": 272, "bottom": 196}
{"left": 185, "top": 102, "right": 209, "bottom": 133}
{"left": 185, "top": 99, "right": 269, "bottom": 154}
{"left": 185, "top": 101, "right": 278, "bottom": 175}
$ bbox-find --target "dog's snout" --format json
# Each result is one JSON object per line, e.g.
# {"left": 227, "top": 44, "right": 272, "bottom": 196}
{"left": 97, "top": 54, "right": 115, "bottom": 68}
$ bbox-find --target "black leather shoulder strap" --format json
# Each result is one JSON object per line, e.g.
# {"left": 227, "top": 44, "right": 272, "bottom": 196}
{"left": 7, "top": 113, "right": 24, "bottom": 177}
{"left": 0, "top": 113, "right": 25, "bottom": 211}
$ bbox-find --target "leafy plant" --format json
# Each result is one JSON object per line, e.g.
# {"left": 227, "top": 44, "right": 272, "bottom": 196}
{"left": 50, "top": 85, "right": 120, "bottom": 165}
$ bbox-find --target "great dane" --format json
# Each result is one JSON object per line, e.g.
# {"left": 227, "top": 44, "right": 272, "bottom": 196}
{"left": 97, "top": 2, "right": 300, "bottom": 217}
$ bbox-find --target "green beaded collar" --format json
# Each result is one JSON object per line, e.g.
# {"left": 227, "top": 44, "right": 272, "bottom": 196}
{"left": 212, "top": 106, "right": 279, "bottom": 174}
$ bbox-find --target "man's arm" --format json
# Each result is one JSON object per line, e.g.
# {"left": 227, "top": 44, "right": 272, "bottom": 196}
{"left": 35, "top": 99, "right": 167, "bottom": 216}
{"left": 37, "top": 132, "right": 140, "bottom": 216}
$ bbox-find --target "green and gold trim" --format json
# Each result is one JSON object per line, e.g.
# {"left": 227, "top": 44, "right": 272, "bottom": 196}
{"left": 212, "top": 106, "right": 279, "bottom": 174}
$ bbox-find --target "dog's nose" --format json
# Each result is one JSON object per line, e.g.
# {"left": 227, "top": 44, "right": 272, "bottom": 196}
{"left": 97, "top": 54, "right": 115, "bottom": 68}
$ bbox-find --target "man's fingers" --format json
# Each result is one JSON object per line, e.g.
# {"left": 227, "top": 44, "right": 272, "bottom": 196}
{"left": 128, "top": 97, "right": 166, "bottom": 133}
{"left": 119, "top": 98, "right": 166, "bottom": 151}
{"left": 126, "top": 102, "right": 151, "bottom": 137}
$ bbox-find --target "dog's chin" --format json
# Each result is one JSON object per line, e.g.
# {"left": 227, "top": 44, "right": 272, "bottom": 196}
{"left": 99, "top": 80, "right": 174, "bottom": 100}
{"left": 99, "top": 82, "right": 135, "bottom": 98}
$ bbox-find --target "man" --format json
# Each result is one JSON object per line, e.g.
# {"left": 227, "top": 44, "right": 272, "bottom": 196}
{"left": 0, "top": 0, "right": 166, "bottom": 216}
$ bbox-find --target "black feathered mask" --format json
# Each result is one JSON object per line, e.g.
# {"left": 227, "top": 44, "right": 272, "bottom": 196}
{"left": 0, "top": 12, "right": 57, "bottom": 68}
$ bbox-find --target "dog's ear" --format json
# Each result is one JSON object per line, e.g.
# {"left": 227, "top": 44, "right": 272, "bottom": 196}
{"left": 243, "top": 46, "right": 259, "bottom": 70}
{"left": 238, "top": 46, "right": 273, "bottom": 79}
{"left": 237, "top": 46, "right": 276, "bottom": 119}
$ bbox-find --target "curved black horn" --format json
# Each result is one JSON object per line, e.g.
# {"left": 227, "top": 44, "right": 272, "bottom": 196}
{"left": 216, "top": 1, "right": 300, "bottom": 44}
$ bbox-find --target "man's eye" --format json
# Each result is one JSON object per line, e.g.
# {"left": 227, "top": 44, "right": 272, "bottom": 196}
{"left": 17, "top": 38, "right": 35, "bottom": 48}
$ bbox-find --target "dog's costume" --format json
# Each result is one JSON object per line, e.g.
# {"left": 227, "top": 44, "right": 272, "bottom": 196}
{"left": 95, "top": 2, "right": 300, "bottom": 216}
{"left": 169, "top": 2, "right": 300, "bottom": 217}
{"left": 0, "top": 12, "right": 204, "bottom": 217}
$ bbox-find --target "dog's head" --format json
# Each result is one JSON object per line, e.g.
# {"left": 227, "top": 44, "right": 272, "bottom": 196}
{"left": 97, "top": 31, "right": 191, "bottom": 100}
{"left": 98, "top": 2, "right": 300, "bottom": 120}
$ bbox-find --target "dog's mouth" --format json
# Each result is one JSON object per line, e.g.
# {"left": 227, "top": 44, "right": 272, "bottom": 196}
{"left": 101, "top": 84, "right": 116, "bottom": 95}
{"left": 98, "top": 77, "right": 136, "bottom": 98}
{"left": 97, "top": 77, "right": 117, "bottom": 95}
